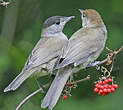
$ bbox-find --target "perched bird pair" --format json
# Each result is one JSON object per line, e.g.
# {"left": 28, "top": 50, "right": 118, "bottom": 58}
{"left": 4, "top": 9, "right": 107, "bottom": 110}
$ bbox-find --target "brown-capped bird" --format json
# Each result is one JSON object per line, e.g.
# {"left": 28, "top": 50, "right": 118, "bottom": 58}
{"left": 41, "top": 9, "right": 107, "bottom": 110}
{"left": 4, "top": 16, "right": 75, "bottom": 92}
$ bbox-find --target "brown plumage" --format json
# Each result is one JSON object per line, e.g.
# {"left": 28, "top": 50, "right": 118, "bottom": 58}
{"left": 41, "top": 9, "right": 107, "bottom": 110}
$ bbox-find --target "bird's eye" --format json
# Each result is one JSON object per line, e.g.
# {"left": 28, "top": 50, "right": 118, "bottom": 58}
{"left": 55, "top": 21, "right": 60, "bottom": 25}
{"left": 83, "top": 13, "right": 85, "bottom": 18}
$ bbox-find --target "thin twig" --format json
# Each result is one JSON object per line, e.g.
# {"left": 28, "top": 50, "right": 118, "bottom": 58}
{"left": 15, "top": 45, "right": 123, "bottom": 110}
{"left": 0, "top": 0, "right": 10, "bottom": 7}
{"left": 16, "top": 88, "right": 43, "bottom": 110}
{"left": 16, "top": 82, "right": 50, "bottom": 110}
{"left": 91, "top": 45, "right": 123, "bottom": 66}
{"left": 72, "top": 75, "right": 90, "bottom": 84}
{"left": 35, "top": 77, "right": 45, "bottom": 93}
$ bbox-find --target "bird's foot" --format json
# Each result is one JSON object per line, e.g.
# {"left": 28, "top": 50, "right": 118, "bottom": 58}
{"left": 88, "top": 61, "right": 101, "bottom": 70}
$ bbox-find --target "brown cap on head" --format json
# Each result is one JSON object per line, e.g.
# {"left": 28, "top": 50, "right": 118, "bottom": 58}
{"left": 84, "top": 9, "right": 102, "bottom": 20}
{"left": 79, "top": 9, "right": 104, "bottom": 27}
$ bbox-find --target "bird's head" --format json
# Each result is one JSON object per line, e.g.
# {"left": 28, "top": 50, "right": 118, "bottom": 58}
{"left": 79, "top": 9, "right": 104, "bottom": 28}
{"left": 42, "top": 16, "right": 75, "bottom": 35}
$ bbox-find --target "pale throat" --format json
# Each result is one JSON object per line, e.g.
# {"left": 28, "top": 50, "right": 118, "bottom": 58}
{"left": 82, "top": 17, "right": 90, "bottom": 28}
{"left": 41, "top": 29, "right": 67, "bottom": 39}
{"left": 41, "top": 28, "right": 62, "bottom": 37}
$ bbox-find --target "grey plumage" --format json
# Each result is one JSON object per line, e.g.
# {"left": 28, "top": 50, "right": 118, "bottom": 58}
{"left": 41, "top": 67, "right": 72, "bottom": 110}
{"left": 55, "top": 27, "right": 107, "bottom": 69}
{"left": 4, "top": 36, "right": 68, "bottom": 92}
{"left": 41, "top": 9, "right": 107, "bottom": 110}
{"left": 4, "top": 16, "right": 74, "bottom": 92}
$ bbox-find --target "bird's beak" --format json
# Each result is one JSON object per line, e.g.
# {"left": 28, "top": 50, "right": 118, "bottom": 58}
{"left": 64, "top": 16, "right": 75, "bottom": 23}
{"left": 78, "top": 9, "right": 84, "bottom": 14}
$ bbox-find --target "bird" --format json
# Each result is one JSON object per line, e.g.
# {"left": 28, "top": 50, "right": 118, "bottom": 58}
{"left": 4, "top": 16, "right": 75, "bottom": 92}
{"left": 41, "top": 9, "right": 107, "bottom": 110}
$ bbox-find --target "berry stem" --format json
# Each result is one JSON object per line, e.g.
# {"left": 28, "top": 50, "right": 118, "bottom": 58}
{"left": 72, "top": 75, "right": 90, "bottom": 84}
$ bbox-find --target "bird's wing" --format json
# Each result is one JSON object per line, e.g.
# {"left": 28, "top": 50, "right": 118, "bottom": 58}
{"left": 24, "top": 36, "right": 68, "bottom": 70}
{"left": 54, "top": 28, "right": 105, "bottom": 69}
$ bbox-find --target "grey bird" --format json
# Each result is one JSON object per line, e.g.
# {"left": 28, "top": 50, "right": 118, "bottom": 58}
{"left": 4, "top": 16, "right": 75, "bottom": 92}
{"left": 41, "top": 9, "right": 107, "bottom": 110}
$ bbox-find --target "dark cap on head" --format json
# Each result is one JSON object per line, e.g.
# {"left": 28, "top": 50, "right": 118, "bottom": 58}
{"left": 43, "top": 16, "right": 64, "bottom": 28}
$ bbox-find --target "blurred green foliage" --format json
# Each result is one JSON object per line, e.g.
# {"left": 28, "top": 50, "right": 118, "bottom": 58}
{"left": 0, "top": 0, "right": 123, "bottom": 110}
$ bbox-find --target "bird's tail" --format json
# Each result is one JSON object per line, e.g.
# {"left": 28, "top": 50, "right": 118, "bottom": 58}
{"left": 41, "top": 67, "right": 72, "bottom": 110}
{"left": 4, "top": 69, "right": 36, "bottom": 92}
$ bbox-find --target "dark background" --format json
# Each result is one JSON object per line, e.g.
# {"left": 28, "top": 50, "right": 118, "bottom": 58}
{"left": 0, "top": 0, "right": 123, "bottom": 110}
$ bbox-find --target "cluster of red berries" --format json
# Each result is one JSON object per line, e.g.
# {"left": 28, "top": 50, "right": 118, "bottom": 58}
{"left": 94, "top": 78, "right": 118, "bottom": 96}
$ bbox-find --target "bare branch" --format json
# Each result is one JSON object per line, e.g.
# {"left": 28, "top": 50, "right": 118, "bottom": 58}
{"left": 0, "top": 0, "right": 10, "bottom": 7}
{"left": 16, "top": 88, "right": 44, "bottom": 110}
{"left": 15, "top": 45, "right": 123, "bottom": 110}
{"left": 89, "top": 45, "right": 123, "bottom": 67}
{"left": 72, "top": 75, "right": 90, "bottom": 84}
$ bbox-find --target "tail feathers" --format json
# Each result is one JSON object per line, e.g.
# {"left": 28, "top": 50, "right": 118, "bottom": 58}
{"left": 41, "top": 67, "right": 72, "bottom": 110}
{"left": 4, "top": 69, "right": 35, "bottom": 92}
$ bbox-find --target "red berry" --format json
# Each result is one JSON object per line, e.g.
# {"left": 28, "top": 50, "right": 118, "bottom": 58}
{"left": 103, "top": 88, "right": 108, "bottom": 93}
{"left": 95, "top": 84, "right": 102, "bottom": 89}
{"left": 113, "top": 84, "right": 118, "bottom": 89}
{"left": 95, "top": 84, "right": 100, "bottom": 88}
{"left": 98, "top": 81, "right": 103, "bottom": 85}
{"left": 108, "top": 78, "right": 112, "bottom": 82}
{"left": 98, "top": 92, "right": 102, "bottom": 95}
{"left": 98, "top": 90, "right": 103, "bottom": 95}
{"left": 103, "top": 79, "right": 109, "bottom": 84}
{"left": 94, "top": 88, "right": 99, "bottom": 93}
{"left": 102, "top": 93, "right": 106, "bottom": 96}
{"left": 100, "top": 85, "right": 104, "bottom": 89}
{"left": 67, "top": 83, "right": 73, "bottom": 87}
{"left": 107, "top": 89, "right": 111, "bottom": 93}
{"left": 111, "top": 87, "right": 115, "bottom": 92}
{"left": 108, "top": 85, "right": 112, "bottom": 89}
{"left": 63, "top": 95, "right": 68, "bottom": 100}
{"left": 104, "top": 84, "right": 109, "bottom": 89}
{"left": 98, "top": 85, "right": 102, "bottom": 89}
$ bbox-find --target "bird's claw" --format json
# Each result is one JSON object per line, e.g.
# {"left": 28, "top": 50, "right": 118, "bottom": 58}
{"left": 87, "top": 61, "right": 100, "bottom": 70}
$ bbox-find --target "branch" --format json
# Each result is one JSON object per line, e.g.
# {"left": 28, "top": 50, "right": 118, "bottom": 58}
{"left": 16, "top": 88, "right": 43, "bottom": 110}
{"left": 0, "top": 0, "right": 10, "bottom": 7}
{"left": 72, "top": 75, "right": 90, "bottom": 84}
{"left": 16, "top": 45, "right": 123, "bottom": 110}
{"left": 89, "top": 45, "right": 123, "bottom": 67}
